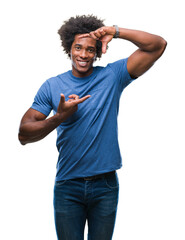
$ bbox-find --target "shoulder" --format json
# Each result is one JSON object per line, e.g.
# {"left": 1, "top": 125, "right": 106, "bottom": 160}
{"left": 103, "top": 58, "right": 137, "bottom": 88}
{"left": 56, "top": 70, "right": 70, "bottom": 80}
{"left": 94, "top": 59, "right": 127, "bottom": 73}
{"left": 44, "top": 70, "right": 70, "bottom": 87}
{"left": 104, "top": 58, "right": 129, "bottom": 79}
{"left": 107, "top": 58, "right": 128, "bottom": 69}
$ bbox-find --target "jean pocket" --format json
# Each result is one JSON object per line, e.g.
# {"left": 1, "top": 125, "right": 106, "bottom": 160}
{"left": 55, "top": 180, "right": 68, "bottom": 186}
{"left": 104, "top": 172, "right": 119, "bottom": 189}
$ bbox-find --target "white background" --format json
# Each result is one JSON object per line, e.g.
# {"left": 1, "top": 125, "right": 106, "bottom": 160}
{"left": 1, "top": 0, "right": 185, "bottom": 239}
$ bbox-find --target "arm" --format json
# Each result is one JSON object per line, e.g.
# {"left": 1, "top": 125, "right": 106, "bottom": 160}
{"left": 119, "top": 28, "right": 167, "bottom": 78}
{"left": 80, "top": 26, "right": 167, "bottom": 78}
{"left": 18, "top": 94, "right": 90, "bottom": 145}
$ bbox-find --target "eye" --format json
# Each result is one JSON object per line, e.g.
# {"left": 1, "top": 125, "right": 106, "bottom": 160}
{"left": 88, "top": 48, "right": 95, "bottom": 53}
{"left": 75, "top": 46, "right": 81, "bottom": 50}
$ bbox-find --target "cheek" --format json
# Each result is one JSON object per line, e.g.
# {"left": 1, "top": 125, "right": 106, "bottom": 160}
{"left": 70, "top": 54, "right": 77, "bottom": 66}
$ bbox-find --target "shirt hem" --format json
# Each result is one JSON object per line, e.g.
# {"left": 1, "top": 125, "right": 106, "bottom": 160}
{"left": 55, "top": 164, "right": 122, "bottom": 181}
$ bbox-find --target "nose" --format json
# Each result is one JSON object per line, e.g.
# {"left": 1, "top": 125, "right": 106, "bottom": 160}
{"left": 80, "top": 49, "right": 88, "bottom": 58}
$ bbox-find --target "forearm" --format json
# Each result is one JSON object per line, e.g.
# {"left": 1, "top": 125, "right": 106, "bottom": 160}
{"left": 118, "top": 27, "right": 166, "bottom": 52}
{"left": 18, "top": 113, "right": 62, "bottom": 145}
{"left": 19, "top": 94, "right": 90, "bottom": 145}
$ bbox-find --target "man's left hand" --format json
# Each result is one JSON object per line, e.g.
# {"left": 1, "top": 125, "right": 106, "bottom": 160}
{"left": 79, "top": 26, "right": 116, "bottom": 54}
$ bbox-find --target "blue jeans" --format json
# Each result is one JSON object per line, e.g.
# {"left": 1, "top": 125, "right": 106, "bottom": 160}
{"left": 53, "top": 171, "right": 119, "bottom": 240}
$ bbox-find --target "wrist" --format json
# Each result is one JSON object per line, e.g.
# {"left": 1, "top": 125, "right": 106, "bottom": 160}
{"left": 113, "top": 25, "right": 119, "bottom": 38}
{"left": 54, "top": 112, "right": 65, "bottom": 124}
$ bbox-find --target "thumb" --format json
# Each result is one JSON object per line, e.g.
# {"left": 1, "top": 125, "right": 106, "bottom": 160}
{"left": 102, "top": 42, "right": 107, "bottom": 54}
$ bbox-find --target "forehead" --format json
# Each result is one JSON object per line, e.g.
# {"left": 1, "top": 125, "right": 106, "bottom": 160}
{"left": 73, "top": 34, "right": 97, "bottom": 47}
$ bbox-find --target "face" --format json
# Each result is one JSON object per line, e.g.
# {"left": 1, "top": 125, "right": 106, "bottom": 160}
{"left": 70, "top": 34, "right": 97, "bottom": 78}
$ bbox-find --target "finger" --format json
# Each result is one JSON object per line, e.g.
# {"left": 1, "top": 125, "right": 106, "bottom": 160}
{"left": 78, "top": 33, "right": 90, "bottom": 38}
{"left": 76, "top": 95, "right": 91, "bottom": 104}
{"left": 60, "top": 93, "right": 65, "bottom": 103}
{"left": 89, "top": 32, "right": 99, "bottom": 40}
{"left": 102, "top": 42, "right": 107, "bottom": 54}
{"left": 68, "top": 94, "right": 79, "bottom": 100}
{"left": 99, "top": 28, "right": 106, "bottom": 35}
{"left": 93, "top": 30, "right": 102, "bottom": 39}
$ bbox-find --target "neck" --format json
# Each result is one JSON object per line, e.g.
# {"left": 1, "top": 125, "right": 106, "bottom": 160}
{"left": 72, "top": 67, "right": 93, "bottom": 78}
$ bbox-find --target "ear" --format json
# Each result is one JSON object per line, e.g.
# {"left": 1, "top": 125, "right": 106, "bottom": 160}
{"left": 93, "top": 53, "right": 97, "bottom": 61}
{"left": 68, "top": 49, "right": 72, "bottom": 59}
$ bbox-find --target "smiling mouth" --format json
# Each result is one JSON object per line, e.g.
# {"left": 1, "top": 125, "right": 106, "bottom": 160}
{"left": 77, "top": 60, "right": 89, "bottom": 67}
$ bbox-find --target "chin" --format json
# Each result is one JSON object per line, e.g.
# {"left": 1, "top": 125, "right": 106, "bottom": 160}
{"left": 78, "top": 67, "right": 89, "bottom": 73}
{"left": 76, "top": 65, "right": 92, "bottom": 73}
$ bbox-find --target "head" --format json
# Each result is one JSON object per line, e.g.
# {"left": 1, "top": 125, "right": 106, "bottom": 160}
{"left": 58, "top": 15, "right": 105, "bottom": 77}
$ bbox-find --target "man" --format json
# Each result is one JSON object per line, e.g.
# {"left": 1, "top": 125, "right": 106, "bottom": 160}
{"left": 18, "top": 15, "right": 167, "bottom": 240}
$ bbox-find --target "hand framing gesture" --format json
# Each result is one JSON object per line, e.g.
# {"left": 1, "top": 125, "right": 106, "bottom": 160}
{"left": 57, "top": 94, "right": 91, "bottom": 121}
{"left": 79, "top": 26, "right": 116, "bottom": 54}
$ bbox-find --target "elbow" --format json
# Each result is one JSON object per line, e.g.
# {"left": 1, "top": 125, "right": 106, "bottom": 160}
{"left": 18, "top": 125, "right": 29, "bottom": 145}
{"left": 18, "top": 133, "right": 27, "bottom": 145}
{"left": 161, "top": 38, "right": 167, "bottom": 52}
{"left": 154, "top": 37, "right": 167, "bottom": 59}
{"left": 158, "top": 37, "right": 167, "bottom": 55}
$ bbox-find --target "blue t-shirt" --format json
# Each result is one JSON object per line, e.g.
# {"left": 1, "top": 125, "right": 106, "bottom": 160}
{"left": 31, "top": 58, "right": 136, "bottom": 180}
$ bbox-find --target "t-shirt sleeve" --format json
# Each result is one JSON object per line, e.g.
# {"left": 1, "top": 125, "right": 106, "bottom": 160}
{"left": 31, "top": 80, "right": 52, "bottom": 116}
{"left": 108, "top": 58, "right": 137, "bottom": 91}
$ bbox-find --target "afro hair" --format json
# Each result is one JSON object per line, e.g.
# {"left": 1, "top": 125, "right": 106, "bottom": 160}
{"left": 58, "top": 15, "right": 105, "bottom": 59}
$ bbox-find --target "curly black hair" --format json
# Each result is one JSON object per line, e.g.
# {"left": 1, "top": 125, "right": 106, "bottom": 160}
{"left": 58, "top": 15, "right": 105, "bottom": 59}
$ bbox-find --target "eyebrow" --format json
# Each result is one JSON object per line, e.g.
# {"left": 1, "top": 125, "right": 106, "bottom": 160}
{"left": 74, "top": 44, "right": 96, "bottom": 49}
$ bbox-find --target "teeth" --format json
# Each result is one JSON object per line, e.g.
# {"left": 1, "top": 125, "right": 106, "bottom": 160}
{"left": 78, "top": 61, "right": 88, "bottom": 67}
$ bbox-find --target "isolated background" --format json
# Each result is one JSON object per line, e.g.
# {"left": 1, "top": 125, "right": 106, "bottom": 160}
{"left": 1, "top": 0, "right": 185, "bottom": 239}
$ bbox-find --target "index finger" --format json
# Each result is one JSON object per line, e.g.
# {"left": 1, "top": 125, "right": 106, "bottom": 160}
{"left": 76, "top": 95, "right": 91, "bottom": 104}
{"left": 78, "top": 33, "right": 91, "bottom": 38}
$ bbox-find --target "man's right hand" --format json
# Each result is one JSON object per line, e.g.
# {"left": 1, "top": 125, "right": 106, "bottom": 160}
{"left": 18, "top": 93, "right": 90, "bottom": 145}
{"left": 56, "top": 93, "right": 91, "bottom": 122}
